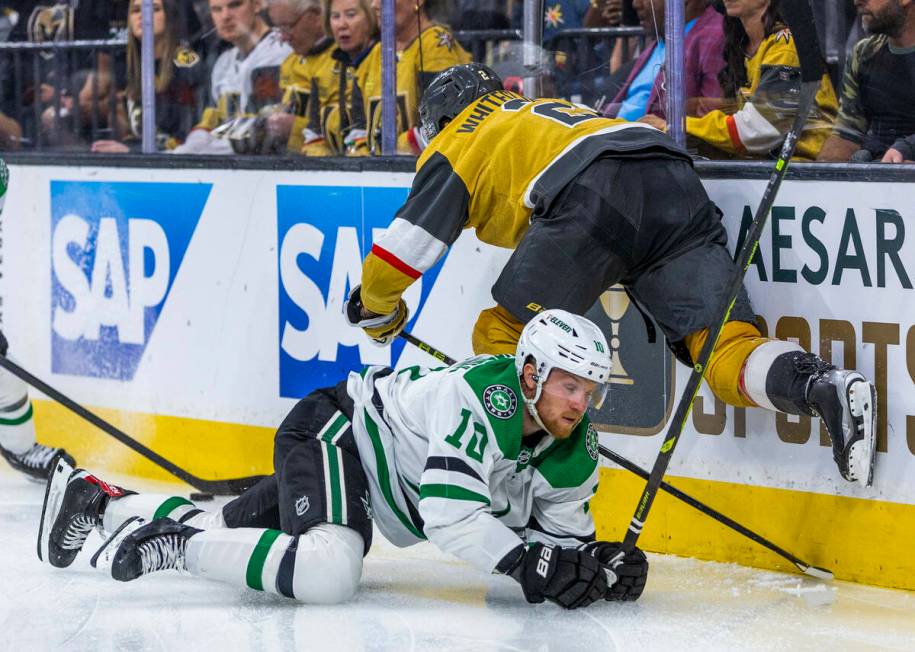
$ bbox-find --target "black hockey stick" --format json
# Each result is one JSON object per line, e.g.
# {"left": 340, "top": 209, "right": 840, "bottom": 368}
{"left": 599, "top": 445, "right": 832, "bottom": 579}
{"left": 399, "top": 331, "right": 832, "bottom": 578}
{"left": 614, "top": 0, "right": 827, "bottom": 562}
{"left": 0, "top": 352, "right": 266, "bottom": 495}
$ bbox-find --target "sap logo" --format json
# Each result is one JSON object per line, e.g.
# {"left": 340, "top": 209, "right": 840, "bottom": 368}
{"left": 50, "top": 181, "right": 211, "bottom": 380}
{"left": 277, "top": 185, "right": 445, "bottom": 399}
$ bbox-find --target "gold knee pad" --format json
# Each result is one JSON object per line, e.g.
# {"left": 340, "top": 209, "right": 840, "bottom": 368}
{"left": 684, "top": 321, "right": 769, "bottom": 408}
{"left": 472, "top": 305, "right": 525, "bottom": 356}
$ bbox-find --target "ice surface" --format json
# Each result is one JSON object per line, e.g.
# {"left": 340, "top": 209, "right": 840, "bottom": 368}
{"left": 2, "top": 468, "right": 913, "bottom": 652}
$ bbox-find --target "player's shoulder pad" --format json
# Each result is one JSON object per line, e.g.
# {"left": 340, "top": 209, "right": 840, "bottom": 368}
{"left": 174, "top": 46, "right": 201, "bottom": 69}
{"left": 534, "top": 421, "right": 600, "bottom": 490}
{"left": 458, "top": 355, "right": 524, "bottom": 459}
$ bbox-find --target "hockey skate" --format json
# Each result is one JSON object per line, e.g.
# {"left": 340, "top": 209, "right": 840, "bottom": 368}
{"left": 0, "top": 443, "right": 74, "bottom": 482}
{"left": 37, "top": 456, "right": 130, "bottom": 568}
{"left": 807, "top": 369, "right": 877, "bottom": 486}
{"left": 91, "top": 517, "right": 200, "bottom": 582}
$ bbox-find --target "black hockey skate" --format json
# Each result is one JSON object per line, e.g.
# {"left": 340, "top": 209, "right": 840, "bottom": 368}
{"left": 1, "top": 443, "right": 74, "bottom": 481}
{"left": 91, "top": 517, "right": 200, "bottom": 581}
{"left": 807, "top": 369, "right": 877, "bottom": 486}
{"left": 37, "top": 456, "right": 130, "bottom": 568}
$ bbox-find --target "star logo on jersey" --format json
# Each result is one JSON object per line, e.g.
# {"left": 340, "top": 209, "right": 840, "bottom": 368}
{"left": 484, "top": 384, "right": 517, "bottom": 419}
{"left": 586, "top": 424, "right": 599, "bottom": 461}
{"left": 295, "top": 495, "right": 310, "bottom": 516}
{"left": 544, "top": 4, "right": 565, "bottom": 29}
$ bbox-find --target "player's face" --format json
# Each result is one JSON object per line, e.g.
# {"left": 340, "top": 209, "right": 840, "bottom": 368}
{"left": 128, "top": 0, "right": 166, "bottom": 41}
{"left": 210, "top": 0, "right": 260, "bottom": 43}
{"left": 721, "top": 0, "right": 769, "bottom": 21}
{"left": 330, "top": 0, "right": 373, "bottom": 55}
{"left": 269, "top": 1, "right": 323, "bottom": 54}
{"left": 533, "top": 368, "right": 597, "bottom": 440}
{"left": 856, "top": 0, "right": 906, "bottom": 36}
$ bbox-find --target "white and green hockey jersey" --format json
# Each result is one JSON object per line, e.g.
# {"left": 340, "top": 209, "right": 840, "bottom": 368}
{"left": 346, "top": 355, "right": 601, "bottom": 574}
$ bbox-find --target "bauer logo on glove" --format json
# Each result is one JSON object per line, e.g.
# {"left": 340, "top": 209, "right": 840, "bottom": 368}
{"left": 344, "top": 285, "right": 409, "bottom": 346}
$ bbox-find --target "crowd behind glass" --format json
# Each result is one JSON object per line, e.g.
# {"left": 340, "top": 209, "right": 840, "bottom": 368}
{"left": 0, "top": 0, "right": 912, "bottom": 163}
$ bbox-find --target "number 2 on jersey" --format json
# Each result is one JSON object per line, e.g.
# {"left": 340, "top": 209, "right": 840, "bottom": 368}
{"left": 445, "top": 408, "right": 488, "bottom": 462}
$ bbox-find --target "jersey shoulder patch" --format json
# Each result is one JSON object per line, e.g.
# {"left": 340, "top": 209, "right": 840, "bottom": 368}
{"left": 459, "top": 355, "right": 523, "bottom": 459}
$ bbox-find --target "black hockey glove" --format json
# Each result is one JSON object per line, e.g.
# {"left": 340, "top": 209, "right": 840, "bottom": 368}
{"left": 581, "top": 541, "right": 649, "bottom": 602}
{"left": 503, "top": 542, "right": 609, "bottom": 609}
{"left": 344, "top": 285, "right": 408, "bottom": 346}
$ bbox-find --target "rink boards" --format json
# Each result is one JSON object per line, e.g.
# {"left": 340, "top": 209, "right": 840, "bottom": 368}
{"left": 2, "top": 162, "right": 913, "bottom": 591}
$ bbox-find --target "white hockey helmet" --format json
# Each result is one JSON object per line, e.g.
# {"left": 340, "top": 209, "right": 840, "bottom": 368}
{"left": 515, "top": 309, "right": 612, "bottom": 418}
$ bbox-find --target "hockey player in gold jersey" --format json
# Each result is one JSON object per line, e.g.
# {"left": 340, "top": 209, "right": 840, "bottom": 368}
{"left": 355, "top": 0, "right": 471, "bottom": 155}
{"left": 348, "top": 63, "right": 878, "bottom": 487}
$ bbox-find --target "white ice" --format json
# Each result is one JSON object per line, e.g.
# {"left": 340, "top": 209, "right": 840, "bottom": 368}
{"left": 2, "top": 468, "right": 913, "bottom": 652}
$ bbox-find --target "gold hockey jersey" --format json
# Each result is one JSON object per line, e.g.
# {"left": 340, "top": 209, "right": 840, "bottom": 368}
{"left": 360, "top": 91, "right": 690, "bottom": 315}
{"left": 279, "top": 37, "right": 337, "bottom": 154}
{"left": 357, "top": 25, "right": 471, "bottom": 155}
{"left": 685, "top": 28, "right": 837, "bottom": 161}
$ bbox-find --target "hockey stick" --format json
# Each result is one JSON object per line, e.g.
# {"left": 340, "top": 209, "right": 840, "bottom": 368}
{"left": 0, "top": 352, "right": 266, "bottom": 495}
{"left": 399, "top": 331, "right": 832, "bottom": 579}
{"left": 614, "top": 0, "right": 827, "bottom": 562}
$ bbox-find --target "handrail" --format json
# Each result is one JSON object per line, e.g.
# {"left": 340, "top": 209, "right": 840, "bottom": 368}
{"left": 0, "top": 38, "right": 126, "bottom": 51}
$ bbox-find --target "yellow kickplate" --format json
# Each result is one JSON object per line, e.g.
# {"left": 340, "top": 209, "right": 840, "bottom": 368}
{"left": 591, "top": 467, "right": 915, "bottom": 591}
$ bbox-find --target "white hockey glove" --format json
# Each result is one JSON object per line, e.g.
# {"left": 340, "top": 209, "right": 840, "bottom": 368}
{"left": 344, "top": 285, "right": 408, "bottom": 346}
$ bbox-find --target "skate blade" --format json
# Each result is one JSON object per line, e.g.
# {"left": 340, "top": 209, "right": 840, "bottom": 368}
{"left": 36, "top": 454, "right": 74, "bottom": 563}
{"left": 846, "top": 381, "right": 877, "bottom": 487}
{"left": 90, "top": 516, "right": 145, "bottom": 575}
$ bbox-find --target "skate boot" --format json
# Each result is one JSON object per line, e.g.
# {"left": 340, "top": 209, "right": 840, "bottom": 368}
{"left": 0, "top": 443, "right": 75, "bottom": 482}
{"left": 807, "top": 367, "right": 877, "bottom": 486}
{"left": 37, "top": 456, "right": 131, "bottom": 568}
{"left": 91, "top": 517, "right": 201, "bottom": 581}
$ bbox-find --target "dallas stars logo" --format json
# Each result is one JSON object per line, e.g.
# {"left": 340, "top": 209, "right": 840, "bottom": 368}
{"left": 586, "top": 425, "right": 599, "bottom": 461}
{"left": 483, "top": 384, "right": 517, "bottom": 419}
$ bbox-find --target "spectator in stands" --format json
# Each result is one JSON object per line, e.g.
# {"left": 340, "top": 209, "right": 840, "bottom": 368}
{"left": 262, "top": 0, "right": 335, "bottom": 154}
{"left": 174, "top": 0, "right": 291, "bottom": 154}
{"left": 318, "top": 0, "right": 377, "bottom": 155}
{"left": 358, "top": 0, "right": 470, "bottom": 155}
{"left": 642, "top": 0, "right": 837, "bottom": 160}
{"left": 817, "top": 0, "right": 915, "bottom": 163}
{"left": 602, "top": 0, "right": 724, "bottom": 120}
{"left": 91, "top": 0, "right": 206, "bottom": 153}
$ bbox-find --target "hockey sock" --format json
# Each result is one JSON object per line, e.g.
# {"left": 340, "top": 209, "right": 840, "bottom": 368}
{"left": 739, "top": 340, "right": 828, "bottom": 415}
{"left": 103, "top": 494, "right": 223, "bottom": 535}
{"left": 684, "top": 321, "right": 769, "bottom": 407}
{"left": 0, "top": 368, "right": 37, "bottom": 455}
{"left": 185, "top": 523, "right": 364, "bottom": 604}
{"left": 472, "top": 305, "right": 525, "bottom": 356}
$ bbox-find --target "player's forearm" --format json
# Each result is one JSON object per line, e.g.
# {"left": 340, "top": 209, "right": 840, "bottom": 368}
{"left": 421, "top": 504, "right": 525, "bottom": 573}
{"left": 360, "top": 250, "right": 417, "bottom": 315}
{"left": 816, "top": 134, "right": 859, "bottom": 162}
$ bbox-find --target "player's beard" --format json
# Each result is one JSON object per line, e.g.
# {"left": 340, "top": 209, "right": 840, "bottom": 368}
{"left": 862, "top": 1, "right": 906, "bottom": 37}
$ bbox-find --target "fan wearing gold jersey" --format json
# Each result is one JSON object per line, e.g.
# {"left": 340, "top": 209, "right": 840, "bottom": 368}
{"left": 267, "top": 0, "right": 337, "bottom": 154}
{"left": 347, "top": 63, "right": 878, "bottom": 488}
{"left": 355, "top": 0, "right": 471, "bottom": 155}
{"left": 319, "top": 0, "right": 378, "bottom": 155}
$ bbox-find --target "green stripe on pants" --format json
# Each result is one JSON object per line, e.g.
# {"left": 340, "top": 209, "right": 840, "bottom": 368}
{"left": 325, "top": 443, "right": 343, "bottom": 523}
{"left": 246, "top": 529, "right": 283, "bottom": 591}
{"left": 153, "top": 496, "right": 194, "bottom": 521}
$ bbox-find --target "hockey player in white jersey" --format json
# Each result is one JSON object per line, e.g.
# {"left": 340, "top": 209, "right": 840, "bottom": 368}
{"left": 37, "top": 309, "right": 648, "bottom": 607}
{"left": 0, "top": 161, "right": 74, "bottom": 480}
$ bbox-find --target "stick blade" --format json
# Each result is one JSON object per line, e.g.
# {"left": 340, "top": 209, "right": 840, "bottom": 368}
{"left": 799, "top": 564, "right": 834, "bottom": 581}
